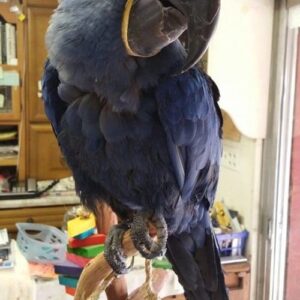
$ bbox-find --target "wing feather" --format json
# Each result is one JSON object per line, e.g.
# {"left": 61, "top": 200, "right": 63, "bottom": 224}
{"left": 156, "top": 68, "right": 222, "bottom": 206}
{"left": 42, "top": 60, "right": 68, "bottom": 135}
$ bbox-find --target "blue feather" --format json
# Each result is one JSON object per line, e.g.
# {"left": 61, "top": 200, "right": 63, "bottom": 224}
{"left": 46, "top": 0, "right": 185, "bottom": 113}
{"left": 42, "top": 60, "right": 68, "bottom": 135}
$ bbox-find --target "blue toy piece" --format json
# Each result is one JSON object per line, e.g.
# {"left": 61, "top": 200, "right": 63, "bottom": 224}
{"left": 74, "top": 228, "right": 95, "bottom": 240}
{"left": 58, "top": 275, "right": 78, "bottom": 289}
{"left": 54, "top": 260, "right": 83, "bottom": 278}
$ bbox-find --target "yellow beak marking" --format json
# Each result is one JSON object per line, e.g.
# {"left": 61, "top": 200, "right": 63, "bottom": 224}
{"left": 122, "top": 0, "right": 140, "bottom": 56}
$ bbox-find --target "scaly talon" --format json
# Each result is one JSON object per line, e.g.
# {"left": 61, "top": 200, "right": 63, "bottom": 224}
{"left": 104, "top": 222, "right": 134, "bottom": 275}
{"left": 131, "top": 212, "right": 168, "bottom": 259}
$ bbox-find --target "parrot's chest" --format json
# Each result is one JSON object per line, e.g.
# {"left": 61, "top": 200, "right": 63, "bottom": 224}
{"left": 60, "top": 95, "right": 179, "bottom": 214}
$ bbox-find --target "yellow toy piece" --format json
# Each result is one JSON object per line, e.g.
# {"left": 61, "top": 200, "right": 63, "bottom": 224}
{"left": 67, "top": 213, "right": 96, "bottom": 238}
{"left": 212, "top": 201, "right": 232, "bottom": 231}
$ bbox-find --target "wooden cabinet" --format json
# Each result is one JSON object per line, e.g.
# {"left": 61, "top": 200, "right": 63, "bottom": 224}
{"left": 24, "top": 0, "right": 70, "bottom": 180}
{"left": 0, "top": 205, "right": 73, "bottom": 235}
{"left": 223, "top": 262, "right": 250, "bottom": 300}
{"left": 0, "top": 1, "right": 68, "bottom": 181}
{"left": 29, "top": 124, "right": 70, "bottom": 180}
{"left": 0, "top": 2, "right": 24, "bottom": 122}
{"left": 0, "top": 3, "right": 25, "bottom": 178}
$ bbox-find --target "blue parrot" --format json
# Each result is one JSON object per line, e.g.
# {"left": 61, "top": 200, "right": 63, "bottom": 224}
{"left": 42, "top": 0, "right": 228, "bottom": 299}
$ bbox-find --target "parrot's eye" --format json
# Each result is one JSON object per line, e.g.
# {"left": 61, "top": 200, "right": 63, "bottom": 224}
{"left": 121, "top": 0, "right": 220, "bottom": 73}
{"left": 160, "top": 0, "right": 179, "bottom": 10}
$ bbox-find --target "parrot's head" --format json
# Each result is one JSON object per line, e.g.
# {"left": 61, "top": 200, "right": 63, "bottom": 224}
{"left": 46, "top": 0, "right": 219, "bottom": 111}
{"left": 121, "top": 0, "right": 220, "bottom": 73}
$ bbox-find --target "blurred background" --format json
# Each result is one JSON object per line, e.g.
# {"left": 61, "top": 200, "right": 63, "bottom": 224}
{"left": 0, "top": 1, "right": 299, "bottom": 300}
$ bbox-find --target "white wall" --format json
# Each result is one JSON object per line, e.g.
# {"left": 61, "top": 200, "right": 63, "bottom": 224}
{"left": 216, "top": 135, "right": 263, "bottom": 299}
{"left": 216, "top": 137, "right": 256, "bottom": 236}
{"left": 208, "top": 0, "right": 274, "bottom": 139}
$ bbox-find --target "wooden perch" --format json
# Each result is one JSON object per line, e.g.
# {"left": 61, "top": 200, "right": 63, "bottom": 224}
{"left": 74, "top": 230, "right": 138, "bottom": 300}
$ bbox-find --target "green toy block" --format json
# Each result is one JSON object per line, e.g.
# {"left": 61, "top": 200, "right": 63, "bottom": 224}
{"left": 152, "top": 257, "right": 173, "bottom": 270}
{"left": 67, "top": 244, "right": 105, "bottom": 258}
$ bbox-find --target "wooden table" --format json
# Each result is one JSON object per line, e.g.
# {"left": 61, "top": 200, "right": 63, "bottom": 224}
{"left": 223, "top": 262, "right": 251, "bottom": 300}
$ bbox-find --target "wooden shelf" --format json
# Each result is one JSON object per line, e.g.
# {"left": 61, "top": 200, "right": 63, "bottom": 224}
{"left": 0, "top": 64, "right": 19, "bottom": 71}
{"left": 0, "top": 155, "right": 18, "bottom": 166}
{"left": 0, "top": 120, "right": 19, "bottom": 125}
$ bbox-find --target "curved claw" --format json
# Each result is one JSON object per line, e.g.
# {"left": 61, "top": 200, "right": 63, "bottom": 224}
{"left": 104, "top": 223, "right": 134, "bottom": 275}
{"left": 130, "top": 212, "right": 168, "bottom": 259}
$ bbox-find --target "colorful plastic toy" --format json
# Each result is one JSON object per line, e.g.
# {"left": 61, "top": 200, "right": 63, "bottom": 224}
{"left": 67, "top": 214, "right": 96, "bottom": 238}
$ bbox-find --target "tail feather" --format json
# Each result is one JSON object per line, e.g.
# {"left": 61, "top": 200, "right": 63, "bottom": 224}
{"left": 166, "top": 227, "right": 228, "bottom": 300}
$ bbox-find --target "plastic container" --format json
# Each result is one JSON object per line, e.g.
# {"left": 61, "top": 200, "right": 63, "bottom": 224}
{"left": 216, "top": 230, "right": 249, "bottom": 257}
{"left": 16, "top": 223, "right": 67, "bottom": 263}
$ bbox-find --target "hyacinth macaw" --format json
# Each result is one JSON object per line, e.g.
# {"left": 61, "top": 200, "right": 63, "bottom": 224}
{"left": 42, "top": 0, "right": 228, "bottom": 299}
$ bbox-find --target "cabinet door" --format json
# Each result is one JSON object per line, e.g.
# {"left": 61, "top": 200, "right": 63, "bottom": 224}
{"left": 27, "top": 7, "right": 55, "bottom": 122}
{"left": 29, "top": 124, "right": 70, "bottom": 180}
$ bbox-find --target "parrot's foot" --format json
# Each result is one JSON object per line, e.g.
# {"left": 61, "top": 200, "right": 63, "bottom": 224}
{"left": 130, "top": 212, "right": 168, "bottom": 259}
{"left": 104, "top": 222, "right": 134, "bottom": 275}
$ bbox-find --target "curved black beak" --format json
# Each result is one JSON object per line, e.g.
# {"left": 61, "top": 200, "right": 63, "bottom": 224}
{"left": 122, "top": 0, "right": 220, "bottom": 72}
{"left": 122, "top": 0, "right": 187, "bottom": 58}
{"left": 169, "top": 0, "right": 220, "bottom": 72}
